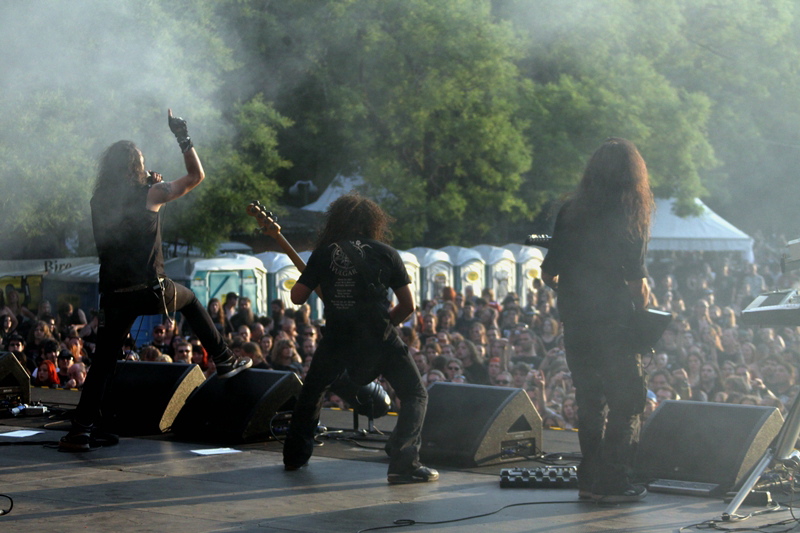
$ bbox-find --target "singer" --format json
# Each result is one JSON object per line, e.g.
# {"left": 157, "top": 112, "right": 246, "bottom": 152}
{"left": 59, "top": 110, "right": 251, "bottom": 452}
{"left": 540, "top": 138, "right": 653, "bottom": 503}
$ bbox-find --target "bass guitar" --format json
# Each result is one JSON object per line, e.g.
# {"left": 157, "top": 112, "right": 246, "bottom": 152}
{"left": 246, "top": 201, "right": 322, "bottom": 298}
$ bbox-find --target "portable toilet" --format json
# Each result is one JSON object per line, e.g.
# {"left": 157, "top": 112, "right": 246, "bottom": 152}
{"left": 164, "top": 253, "right": 268, "bottom": 317}
{"left": 503, "top": 243, "right": 545, "bottom": 298}
{"left": 439, "top": 246, "right": 485, "bottom": 298}
{"left": 398, "top": 250, "right": 421, "bottom": 298}
{"left": 393, "top": 250, "right": 421, "bottom": 305}
{"left": 406, "top": 247, "right": 453, "bottom": 303}
{"left": 297, "top": 250, "right": 324, "bottom": 320}
{"left": 471, "top": 245, "right": 517, "bottom": 302}
{"left": 256, "top": 252, "right": 302, "bottom": 314}
{"left": 43, "top": 263, "right": 163, "bottom": 348}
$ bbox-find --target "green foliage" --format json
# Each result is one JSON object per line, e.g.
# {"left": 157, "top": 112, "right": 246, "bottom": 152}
{"left": 5, "top": 0, "right": 800, "bottom": 257}
{"left": 170, "top": 95, "right": 290, "bottom": 255}
{"left": 233, "top": 0, "right": 533, "bottom": 246}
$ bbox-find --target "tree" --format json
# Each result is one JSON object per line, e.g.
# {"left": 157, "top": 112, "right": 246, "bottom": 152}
{"left": 224, "top": 0, "right": 533, "bottom": 247}
{"left": 171, "top": 95, "right": 291, "bottom": 255}
{"left": 0, "top": 0, "right": 286, "bottom": 258}
{"left": 496, "top": 0, "right": 717, "bottom": 220}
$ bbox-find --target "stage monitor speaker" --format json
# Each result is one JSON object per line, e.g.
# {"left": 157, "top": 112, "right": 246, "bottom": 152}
{"left": 634, "top": 400, "right": 783, "bottom": 497}
{"left": 0, "top": 351, "right": 30, "bottom": 404}
{"left": 172, "top": 369, "right": 302, "bottom": 443}
{"left": 100, "top": 361, "right": 205, "bottom": 436}
{"left": 420, "top": 382, "right": 542, "bottom": 467}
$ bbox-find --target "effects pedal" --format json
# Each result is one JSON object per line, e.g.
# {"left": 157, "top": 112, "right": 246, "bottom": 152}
{"left": 500, "top": 466, "right": 578, "bottom": 488}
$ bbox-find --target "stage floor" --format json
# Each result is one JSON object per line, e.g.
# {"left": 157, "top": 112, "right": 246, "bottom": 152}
{"left": 1, "top": 388, "right": 798, "bottom": 533}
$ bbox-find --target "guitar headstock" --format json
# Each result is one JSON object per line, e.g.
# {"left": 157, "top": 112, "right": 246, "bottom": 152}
{"left": 246, "top": 201, "right": 281, "bottom": 238}
{"left": 524, "top": 234, "right": 552, "bottom": 248}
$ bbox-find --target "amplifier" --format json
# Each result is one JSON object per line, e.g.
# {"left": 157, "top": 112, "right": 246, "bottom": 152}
{"left": 741, "top": 290, "right": 800, "bottom": 326}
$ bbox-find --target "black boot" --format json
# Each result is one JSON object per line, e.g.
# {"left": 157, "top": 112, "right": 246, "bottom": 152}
{"left": 214, "top": 349, "right": 252, "bottom": 379}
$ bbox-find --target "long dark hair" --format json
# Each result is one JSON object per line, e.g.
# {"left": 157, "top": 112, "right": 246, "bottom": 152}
{"left": 207, "top": 298, "right": 225, "bottom": 325}
{"left": 94, "top": 140, "right": 148, "bottom": 196}
{"left": 316, "top": 193, "right": 393, "bottom": 248}
{"left": 567, "top": 138, "right": 653, "bottom": 240}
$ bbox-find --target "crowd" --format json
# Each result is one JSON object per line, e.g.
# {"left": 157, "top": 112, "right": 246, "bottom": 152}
{"left": 2, "top": 229, "right": 799, "bottom": 430}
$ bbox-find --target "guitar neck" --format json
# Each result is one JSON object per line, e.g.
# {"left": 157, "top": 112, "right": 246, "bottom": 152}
{"left": 274, "top": 234, "right": 306, "bottom": 271}
{"left": 273, "top": 233, "right": 323, "bottom": 299}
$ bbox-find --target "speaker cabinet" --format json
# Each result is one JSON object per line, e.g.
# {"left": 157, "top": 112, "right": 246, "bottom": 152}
{"left": 0, "top": 351, "right": 30, "bottom": 404}
{"left": 634, "top": 400, "right": 783, "bottom": 496}
{"left": 100, "top": 361, "right": 205, "bottom": 436}
{"left": 420, "top": 382, "right": 542, "bottom": 467}
{"left": 173, "top": 369, "right": 302, "bottom": 443}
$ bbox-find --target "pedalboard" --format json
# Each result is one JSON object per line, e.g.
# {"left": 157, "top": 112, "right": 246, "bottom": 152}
{"left": 500, "top": 466, "right": 579, "bottom": 488}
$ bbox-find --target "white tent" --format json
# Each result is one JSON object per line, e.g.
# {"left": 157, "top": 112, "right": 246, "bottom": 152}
{"left": 302, "top": 175, "right": 364, "bottom": 212}
{"left": 649, "top": 198, "right": 754, "bottom": 262}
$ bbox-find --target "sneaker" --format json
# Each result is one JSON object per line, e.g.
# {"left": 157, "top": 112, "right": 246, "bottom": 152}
{"left": 59, "top": 430, "right": 91, "bottom": 452}
{"left": 284, "top": 462, "right": 308, "bottom": 471}
{"left": 216, "top": 357, "right": 252, "bottom": 379}
{"left": 592, "top": 484, "right": 647, "bottom": 503}
{"left": 387, "top": 465, "right": 439, "bottom": 485}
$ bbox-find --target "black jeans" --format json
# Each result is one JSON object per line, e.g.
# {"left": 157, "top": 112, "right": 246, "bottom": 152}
{"left": 283, "top": 332, "right": 428, "bottom": 475}
{"left": 74, "top": 279, "right": 228, "bottom": 429}
{"left": 563, "top": 321, "right": 646, "bottom": 493}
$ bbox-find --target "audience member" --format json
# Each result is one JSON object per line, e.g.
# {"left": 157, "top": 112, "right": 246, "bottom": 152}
{"left": 173, "top": 341, "right": 193, "bottom": 363}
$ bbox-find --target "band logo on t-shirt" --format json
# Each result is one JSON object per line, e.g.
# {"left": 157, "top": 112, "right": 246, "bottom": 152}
{"left": 329, "top": 240, "right": 372, "bottom": 312}
{"left": 329, "top": 240, "right": 370, "bottom": 276}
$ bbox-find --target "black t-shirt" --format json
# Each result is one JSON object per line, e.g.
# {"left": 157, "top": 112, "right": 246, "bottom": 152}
{"left": 91, "top": 185, "right": 165, "bottom": 292}
{"left": 541, "top": 200, "right": 647, "bottom": 325}
{"left": 298, "top": 239, "right": 410, "bottom": 336}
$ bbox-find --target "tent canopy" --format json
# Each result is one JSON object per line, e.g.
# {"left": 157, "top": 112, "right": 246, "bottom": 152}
{"left": 649, "top": 198, "right": 754, "bottom": 262}
{"left": 302, "top": 175, "right": 364, "bottom": 212}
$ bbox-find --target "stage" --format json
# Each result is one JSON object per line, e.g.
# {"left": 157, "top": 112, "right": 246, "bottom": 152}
{"left": 0, "top": 388, "right": 798, "bottom": 533}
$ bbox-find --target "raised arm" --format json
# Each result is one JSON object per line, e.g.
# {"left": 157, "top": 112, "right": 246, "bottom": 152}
{"left": 146, "top": 109, "right": 205, "bottom": 211}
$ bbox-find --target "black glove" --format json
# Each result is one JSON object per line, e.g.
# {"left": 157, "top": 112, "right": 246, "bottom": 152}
{"left": 168, "top": 111, "right": 193, "bottom": 153}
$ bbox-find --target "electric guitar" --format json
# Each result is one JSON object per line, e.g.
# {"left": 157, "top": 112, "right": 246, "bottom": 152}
{"left": 246, "top": 201, "right": 323, "bottom": 298}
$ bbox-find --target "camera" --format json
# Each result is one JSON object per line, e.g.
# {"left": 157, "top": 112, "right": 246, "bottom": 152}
{"left": 146, "top": 171, "right": 158, "bottom": 185}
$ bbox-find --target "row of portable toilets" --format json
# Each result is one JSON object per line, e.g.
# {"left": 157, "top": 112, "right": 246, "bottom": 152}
{"left": 37, "top": 244, "right": 544, "bottom": 346}
{"left": 256, "top": 243, "right": 545, "bottom": 321}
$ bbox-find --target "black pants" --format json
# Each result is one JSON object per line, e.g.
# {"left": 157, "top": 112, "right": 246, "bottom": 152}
{"left": 74, "top": 279, "right": 228, "bottom": 429}
{"left": 563, "top": 321, "right": 646, "bottom": 493}
{"left": 283, "top": 332, "right": 428, "bottom": 475}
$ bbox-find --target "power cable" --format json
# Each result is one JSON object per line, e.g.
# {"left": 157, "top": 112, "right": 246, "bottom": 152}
{"left": 356, "top": 500, "right": 595, "bottom": 533}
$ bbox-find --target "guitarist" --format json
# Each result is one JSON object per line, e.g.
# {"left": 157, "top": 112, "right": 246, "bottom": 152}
{"left": 540, "top": 138, "right": 652, "bottom": 503}
{"left": 282, "top": 193, "right": 439, "bottom": 484}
